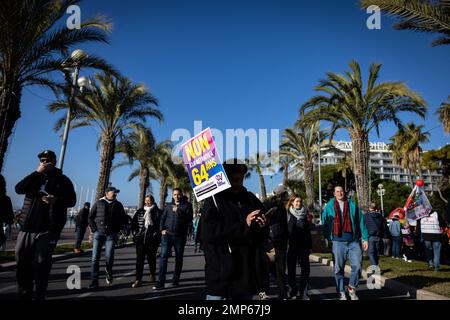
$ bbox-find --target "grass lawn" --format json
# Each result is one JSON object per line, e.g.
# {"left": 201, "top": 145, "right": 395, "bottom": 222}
{"left": 313, "top": 252, "right": 450, "bottom": 298}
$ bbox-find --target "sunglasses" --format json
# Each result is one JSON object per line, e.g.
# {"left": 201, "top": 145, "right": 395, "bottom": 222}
{"left": 40, "top": 158, "right": 53, "bottom": 164}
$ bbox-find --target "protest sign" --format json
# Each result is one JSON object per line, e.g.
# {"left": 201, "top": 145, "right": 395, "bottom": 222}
{"left": 404, "top": 180, "right": 432, "bottom": 221}
{"left": 182, "top": 128, "right": 231, "bottom": 201}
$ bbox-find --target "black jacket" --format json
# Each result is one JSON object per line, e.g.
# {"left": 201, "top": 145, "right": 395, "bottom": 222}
{"left": 15, "top": 168, "right": 76, "bottom": 234}
{"left": 364, "top": 211, "right": 385, "bottom": 237}
{"left": 0, "top": 195, "right": 14, "bottom": 225}
{"left": 88, "top": 198, "right": 127, "bottom": 235}
{"left": 287, "top": 208, "right": 312, "bottom": 249}
{"left": 200, "top": 187, "right": 269, "bottom": 298}
{"left": 132, "top": 205, "right": 161, "bottom": 244}
{"left": 160, "top": 201, "right": 193, "bottom": 238}
{"left": 267, "top": 204, "right": 289, "bottom": 250}
{"left": 76, "top": 207, "right": 90, "bottom": 228}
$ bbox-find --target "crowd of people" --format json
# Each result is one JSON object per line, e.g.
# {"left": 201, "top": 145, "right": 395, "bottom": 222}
{"left": 1, "top": 151, "right": 449, "bottom": 301}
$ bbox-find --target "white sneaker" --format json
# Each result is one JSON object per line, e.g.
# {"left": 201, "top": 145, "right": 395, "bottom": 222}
{"left": 259, "top": 292, "right": 269, "bottom": 300}
{"left": 339, "top": 292, "right": 347, "bottom": 300}
{"left": 402, "top": 254, "right": 408, "bottom": 262}
{"left": 301, "top": 293, "right": 310, "bottom": 300}
{"left": 347, "top": 286, "right": 359, "bottom": 300}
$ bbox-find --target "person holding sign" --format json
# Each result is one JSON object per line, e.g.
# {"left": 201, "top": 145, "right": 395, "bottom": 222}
{"left": 200, "top": 159, "right": 269, "bottom": 300}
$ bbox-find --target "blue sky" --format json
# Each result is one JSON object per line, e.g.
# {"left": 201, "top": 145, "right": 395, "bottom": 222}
{"left": 4, "top": 0, "right": 450, "bottom": 209}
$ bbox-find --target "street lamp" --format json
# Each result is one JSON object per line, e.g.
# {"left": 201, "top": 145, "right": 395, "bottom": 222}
{"left": 377, "top": 183, "right": 386, "bottom": 215}
{"left": 58, "top": 49, "right": 90, "bottom": 169}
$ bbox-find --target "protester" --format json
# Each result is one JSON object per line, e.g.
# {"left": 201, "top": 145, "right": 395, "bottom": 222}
{"left": 364, "top": 203, "right": 385, "bottom": 266}
{"left": 88, "top": 186, "right": 127, "bottom": 289}
{"left": 381, "top": 215, "right": 391, "bottom": 257}
{"left": 389, "top": 214, "right": 402, "bottom": 259}
{"left": 131, "top": 195, "right": 161, "bottom": 287}
{"left": 322, "top": 185, "right": 368, "bottom": 300}
{"left": 153, "top": 188, "right": 193, "bottom": 290}
{"left": 74, "top": 202, "right": 90, "bottom": 253}
{"left": 15, "top": 150, "right": 76, "bottom": 300}
{"left": 200, "top": 159, "right": 268, "bottom": 300}
{"left": 0, "top": 174, "right": 14, "bottom": 249}
{"left": 262, "top": 185, "right": 290, "bottom": 300}
{"left": 417, "top": 211, "right": 446, "bottom": 271}
{"left": 286, "top": 194, "right": 312, "bottom": 300}
{"left": 193, "top": 212, "right": 201, "bottom": 253}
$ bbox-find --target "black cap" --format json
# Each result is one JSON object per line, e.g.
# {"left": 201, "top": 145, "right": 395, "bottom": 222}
{"left": 37, "top": 150, "right": 57, "bottom": 160}
{"left": 105, "top": 186, "right": 120, "bottom": 194}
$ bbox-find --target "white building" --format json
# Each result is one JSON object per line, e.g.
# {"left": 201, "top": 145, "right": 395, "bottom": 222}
{"left": 290, "top": 140, "right": 442, "bottom": 192}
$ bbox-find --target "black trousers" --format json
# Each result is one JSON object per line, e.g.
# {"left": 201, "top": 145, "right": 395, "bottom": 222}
{"left": 274, "top": 247, "right": 288, "bottom": 299}
{"left": 15, "top": 231, "right": 58, "bottom": 299}
{"left": 287, "top": 245, "right": 310, "bottom": 296}
{"left": 135, "top": 238, "right": 159, "bottom": 281}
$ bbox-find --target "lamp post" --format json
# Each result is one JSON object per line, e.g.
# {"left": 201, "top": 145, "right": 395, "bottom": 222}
{"left": 377, "top": 183, "right": 386, "bottom": 215}
{"left": 58, "top": 49, "right": 89, "bottom": 169}
{"left": 317, "top": 130, "right": 322, "bottom": 220}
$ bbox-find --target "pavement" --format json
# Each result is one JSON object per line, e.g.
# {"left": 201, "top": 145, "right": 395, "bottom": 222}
{"left": 0, "top": 240, "right": 414, "bottom": 300}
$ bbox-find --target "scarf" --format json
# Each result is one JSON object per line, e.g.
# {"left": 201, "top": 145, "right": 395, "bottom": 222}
{"left": 289, "top": 206, "right": 306, "bottom": 220}
{"left": 143, "top": 205, "right": 154, "bottom": 228}
{"left": 333, "top": 198, "right": 352, "bottom": 237}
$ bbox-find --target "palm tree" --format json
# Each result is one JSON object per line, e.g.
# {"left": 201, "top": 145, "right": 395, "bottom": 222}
{"left": 115, "top": 124, "right": 158, "bottom": 208}
{"left": 246, "top": 153, "right": 276, "bottom": 201}
{"left": 299, "top": 60, "right": 427, "bottom": 212}
{"left": 360, "top": 0, "right": 450, "bottom": 46}
{"left": 0, "top": 0, "right": 114, "bottom": 171}
{"left": 336, "top": 153, "right": 353, "bottom": 193}
{"left": 282, "top": 120, "right": 327, "bottom": 211}
{"left": 49, "top": 72, "right": 162, "bottom": 200}
{"left": 146, "top": 141, "right": 175, "bottom": 208}
{"left": 389, "top": 123, "right": 430, "bottom": 180}
{"left": 389, "top": 137, "right": 415, "bottom": 185}
{"left": 437, "top": 96, "right": 450, "bottom": 134}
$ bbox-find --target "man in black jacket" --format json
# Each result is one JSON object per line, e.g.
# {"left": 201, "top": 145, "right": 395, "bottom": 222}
{"left": 153, "top": 188, "right": 193, "bottom": 290}
{"left": 364, "top": 203, "right": 385, "bottom": 266}
{"left": 200, "top": 160, "right": 268, "bottom": 300}
{"left": 131, "top": 195, "right": 161, "bottom": 288}
{"left": 88, "top": 186, "right": 127, "bottom": 289}
{"left": 15, "top": 150, "right": 76, "bottom": 300}
{"left": 74, "top": 202, "right": 90, "bottom": 253}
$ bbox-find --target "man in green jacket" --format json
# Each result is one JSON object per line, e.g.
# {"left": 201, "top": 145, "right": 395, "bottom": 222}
{"left": 322, "top": 185, "right": 368, "bottom": 300}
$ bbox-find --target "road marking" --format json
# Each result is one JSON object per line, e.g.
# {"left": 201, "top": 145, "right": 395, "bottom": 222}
{"left": 0, "top": 285, "right": 16, "bottom": 293}
{"left": 116, "top": 271, "right": 135, "bottom": 280}
{"left": 77, "top": 292, "right": 93, "bottom": 298}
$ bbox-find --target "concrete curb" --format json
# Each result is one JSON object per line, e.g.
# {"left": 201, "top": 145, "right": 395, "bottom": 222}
{"left": 310, "top": 254, "right": 450, "bottom": 300}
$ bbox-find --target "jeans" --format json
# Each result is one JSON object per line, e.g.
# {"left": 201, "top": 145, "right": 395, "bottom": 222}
{"left": 158, "top": 234, "right": 186, "bottom": 285}
{"left": 75, "top": 225, "right": 87, "bottom": 249}
{"left": 15, "top": 231, "right": 59, "bottom": 299}
{"left": 424, "top": 240, "right": 441, "bottom": 269}
{"left": 91, "top": 232, "right": 117, "bottom": 280}
{"left": 332, "top": 241, "right": 362, "bottom": 293}
{"left": 287, "top": 245, "right": 310, "bottom": 297}
{"left": 368, "top": 236, "right": 380, "bottom": 266}
{"left": 391, "top": 236, "right": 402, "bottom": 258}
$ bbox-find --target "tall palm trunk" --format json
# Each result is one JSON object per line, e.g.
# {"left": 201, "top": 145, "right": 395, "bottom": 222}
{"left": 351, "top": 131, "right": 370, "bottom": 213}
{"left": 283, "top": 162, "right": 289, "bottom": 186}
{"left": 159, "top": 178, "right": 168, "bottom": 208}
{"left": 407, "top": 168, "right": 413, "bottom": 186}
{"left": 258, "top": 173, "right": 267, "bottom": 201}
{"left": 0, "top": 85, "right": 22, "bottom": 171}
{"left": 138, "top": 166, "right": 149, "bottom": 208}
{"left": 95, "top": 134, "right": 116, "bottom": 200}
{"left": 304, "top": 160, "right": 314, "bottom": 211}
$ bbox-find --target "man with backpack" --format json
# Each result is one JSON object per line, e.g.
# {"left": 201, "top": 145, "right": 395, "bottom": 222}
{"left": 364, "top": 203, "right": 386, "bottom": 267}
